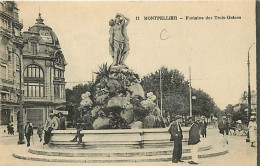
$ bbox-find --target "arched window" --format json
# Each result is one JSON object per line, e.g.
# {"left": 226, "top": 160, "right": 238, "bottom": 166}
{"left": 55, "top": 56, "right": 63, "bottom": 64}
{"left": 24, "top": 64, "right": 44, "bottom": 97}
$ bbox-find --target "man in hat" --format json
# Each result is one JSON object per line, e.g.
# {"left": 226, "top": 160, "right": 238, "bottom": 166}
{"left": 218, "top": 116, "right": 229, "bottom": 147}
{"left": 188, "top": 117, "right": 201, "bottom": 165}
{"left": 168, "top": 115, "right": 184, "bottom": 163}
{"left": 43, "top": 113, "right": 58, "bottom": 145}
{"left": 24, "top": 121, "right": 33, "bottom": 147}
{"left": 200, "top": 116, "right": 207, "bottom": 138}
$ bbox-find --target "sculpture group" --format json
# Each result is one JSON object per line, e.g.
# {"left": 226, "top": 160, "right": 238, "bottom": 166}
{"left": 72, "top": 14, "right": 164, "bottom": 130}
{"left": 109, "top": 13, "right": 130, "bottom": 66}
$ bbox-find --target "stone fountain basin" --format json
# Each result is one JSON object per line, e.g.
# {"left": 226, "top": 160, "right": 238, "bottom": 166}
{"left": 50, "top": 127, "right": 190, "bottom": 149}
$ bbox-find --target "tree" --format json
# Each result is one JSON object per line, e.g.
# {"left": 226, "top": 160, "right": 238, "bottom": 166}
{"left": 65, "top": 82, "right": 94, "bottom": 121}
{"left": 192, "top": 89, "right": 217, "bottom": 118}
{"left": 141, "top": 67, "right": 190, "bottom": 118}
{"left": 141, "top": 66, "right": 220, "bottom": 120}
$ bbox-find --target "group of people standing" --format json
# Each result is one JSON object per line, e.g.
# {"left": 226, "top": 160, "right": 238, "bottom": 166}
{"left": 24, "top": 112, "right": 66, "bottom": 147}
{"left": 218, "top": 115, "right": 257, "bottom": 148}
{"left": 168, "top": 116, "right": 207, "bottom": 165}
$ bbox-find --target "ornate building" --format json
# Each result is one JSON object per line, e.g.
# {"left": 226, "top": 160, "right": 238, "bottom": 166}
{"left": 0, "top": 2, "right": 23, "bottom": 125}
{"left": 22, "top": 13, "right": 66, "bottom": 126}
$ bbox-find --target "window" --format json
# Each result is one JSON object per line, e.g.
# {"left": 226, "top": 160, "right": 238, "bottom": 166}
{"left": 0, "top": 63, "right": 8, "bottom": 80}
{"left": 15, "top": 56, "right": 20, "bottom": 71}
{"left": 61, "top": 85, "right": 65, "bottom": 98}
{"left": 54, "top": 68, "right": 64, "bottom": 79}
{"left": 24, "top": 64, "right": 44, "bottom": 97}
{"left": 54, "top": 84, "right": 65, "bottom": 99}
{"left": 54, "top": 84, "right": 60, "bottom": 98}
{"left": 24, "top": 64, "right": 43, "bottom": 78}
{"left": 31, "top": 42, "right": 37, "bottom": 55}
{"left": 24, "top": 82, "right": 44, "bottom": 97}
{"left": 55, "top": 56, "right": 63, "bottom": 64}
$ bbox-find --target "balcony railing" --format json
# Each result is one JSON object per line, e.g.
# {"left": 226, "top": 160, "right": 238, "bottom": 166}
{"left": 23, "top": 96, "right": 51, "bottom": 102}
{"left": 54, "top": 77, "right": 65, "bottom": 82}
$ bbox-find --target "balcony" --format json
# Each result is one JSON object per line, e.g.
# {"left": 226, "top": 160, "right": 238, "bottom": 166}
{"left": 23, "top": 96, "right": 50, "bottom": 102}
{"left": 54, "top": 77, "right": 65, "bottom": 82}
{"left": 0, "top": 97, "right": 19, "bottom": 104}
{"left": 54, "top": 98, "right": 66, "bottom": 104}
{"left": 0, "top": 26, "right": 11, "bottom": 38}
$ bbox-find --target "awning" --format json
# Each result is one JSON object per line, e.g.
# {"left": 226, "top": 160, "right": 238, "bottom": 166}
{"left": 53, "top": 110, "right": 68, "bottom": 115}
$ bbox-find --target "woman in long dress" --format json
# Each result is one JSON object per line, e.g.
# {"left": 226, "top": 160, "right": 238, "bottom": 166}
{"left": 248, "top": 116, "right": 257, "bottom": 147}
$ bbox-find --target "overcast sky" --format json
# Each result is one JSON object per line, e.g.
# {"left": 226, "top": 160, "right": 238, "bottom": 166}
{"left": 17, "top": 1, "right": 256, "bottom": 110}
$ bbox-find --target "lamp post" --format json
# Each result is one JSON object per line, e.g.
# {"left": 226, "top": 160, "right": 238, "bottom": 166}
{"left": 13, "top": 50, "right": 24, "bottom": 144}
{"left": 189, "top": 66, "right": 192, "bottom": 117}
{"left": 159, "top": 69, "right": 163, "bottom": 117}
{"left": 246, "top": 42, "right": 255, "bottom": 142}
{"left": 247, "top": 43, "right": 255, "bottom": 122}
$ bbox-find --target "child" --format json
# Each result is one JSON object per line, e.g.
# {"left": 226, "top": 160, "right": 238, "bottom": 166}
{"left": 37, "top": 124, "right": 44, "bottom": 142}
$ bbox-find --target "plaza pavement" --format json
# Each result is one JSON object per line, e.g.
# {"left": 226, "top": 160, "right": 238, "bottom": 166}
{"left": 0, "top": 125, "right": 256, "bottom": 166}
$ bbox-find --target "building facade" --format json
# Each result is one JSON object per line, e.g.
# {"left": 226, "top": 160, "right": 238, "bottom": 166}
{"left": 0, "top": 1, "right": 23, "bottom": 126}
{"left": 22, "top": 13, "right": 66, "bottom": 127}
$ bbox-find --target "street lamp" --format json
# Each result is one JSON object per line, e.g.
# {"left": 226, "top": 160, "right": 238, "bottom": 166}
{"left": 13, "top": 50, "right": 25, "bottom": 144}
{"left": 246, "top": 42, "right": 255, "bottom": 142}
{"left": 247, "top": 43, "right": 255, "bottom": 122}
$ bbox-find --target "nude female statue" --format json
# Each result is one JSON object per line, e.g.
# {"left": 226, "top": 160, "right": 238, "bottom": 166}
{"left": 109, "top": 13, "right": 130, "bottom": 66}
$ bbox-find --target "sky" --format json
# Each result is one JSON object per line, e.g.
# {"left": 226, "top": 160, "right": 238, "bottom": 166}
{"left": 17, "top": 1, "right": 256, "bottom": 110}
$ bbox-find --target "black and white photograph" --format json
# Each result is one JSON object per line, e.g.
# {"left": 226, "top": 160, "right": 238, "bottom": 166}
{"left": 0, "top": 1, "right": 258, "bottom": 166}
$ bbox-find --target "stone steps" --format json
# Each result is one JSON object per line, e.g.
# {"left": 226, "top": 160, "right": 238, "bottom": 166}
{"left": 28, "top": 144, "right": 212, "bottom": 157}
{"left": 13, "top": 146, "right": 228, "bottom": 163}
{"left": 49, "top": 139, "right": 189, "bottom": 149}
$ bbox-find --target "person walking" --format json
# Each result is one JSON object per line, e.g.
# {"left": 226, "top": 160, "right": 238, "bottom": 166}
{"left": 200, "top": 117, "right": 207, "bottom": 138}
{"left": 24, "top": 121, "right": 33, "bottom": 147}
{"left": 188, "top": 117, "right": 201, "bottom": 165}
{"left": 218, "top": 116, "right": 229, "bottom": 147}
{"left": 43, "top": 113, "right": 58, "bottom": 145}
{"left": 58, "top": 112, "right": 66, "bottom": 130}
{"left": 168, "top": 115, "right": 184, "bottom": 163}
{"left": 37, "top": 124, "right": 44, "bottom": 142}
{"left": 248, "top": 116, "right": 257, "bottom": 147}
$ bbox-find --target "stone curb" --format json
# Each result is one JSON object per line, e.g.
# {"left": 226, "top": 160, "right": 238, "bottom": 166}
{"left": 13, "top": 147, "right": 228, "bottom": 163}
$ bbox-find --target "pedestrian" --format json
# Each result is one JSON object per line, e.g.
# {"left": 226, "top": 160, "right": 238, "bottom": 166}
{"left": 58, "top": 112, "right": 66, "bottom": 130}
{"left": 9, "top": 123, "right": 14, "bottom": 135}
{"left": 188, "top": 117, "right": 201, "bottom": 165}
{"left": 7, "top": 122, "right": 11, "bottom": 135}
{"left": 248, "top": 116, "right": 257, "bottom": 147}
{"left": 70, "top": 111, "right": 93, "bottom": 144}
{"left": 218, "top": 116, "right": 229, "bottom": 147}
{"left": 37, "top": 124, "right": 44, "bottom": 142}
{"left": 24, "top": 121, "right": 33, "bottom": 147}
{"left": 43, "top": 113, "right": 58, "bottom": 145}
{"left": 168, "top": 115, "right": 184, "bottom": 163}
{"left": 200, "top": 117, "right": 207, "bottom": 138}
